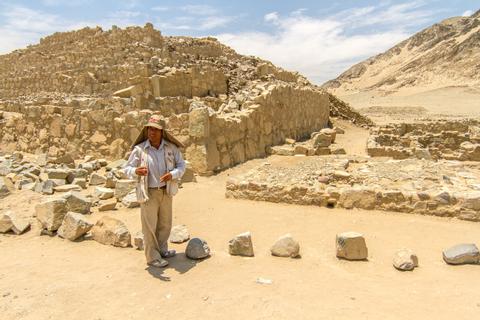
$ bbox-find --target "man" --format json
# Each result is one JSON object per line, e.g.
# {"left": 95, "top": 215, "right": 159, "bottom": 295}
{"left": 124, "top": 114, "right": 186, "bottom": 268}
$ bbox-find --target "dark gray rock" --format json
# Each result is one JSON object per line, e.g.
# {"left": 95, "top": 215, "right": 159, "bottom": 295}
{"left": 186, "top": 238, "right": 210, "bottom": 260}
{"left": 443, "top": 243, "right": 480, "bottom": 265}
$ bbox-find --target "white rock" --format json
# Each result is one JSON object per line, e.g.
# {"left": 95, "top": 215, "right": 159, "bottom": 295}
{"left": 57, "top": 212, "right": 94, "bottom": 241}
{"left": 229, "top": 231, "right": 254, "bottom": 257}
{"left": 336, "top": 232, "right": 368, "bottom": 260}
{"left": 270, "top": 234, "right": 300, "bottom": 258}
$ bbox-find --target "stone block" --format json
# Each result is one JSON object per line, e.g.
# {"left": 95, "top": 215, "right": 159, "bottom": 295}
{"left": 57, "top": 212, "right": 94, "bottom": 241}
{"left": 228, "top": 231, "right": 254, "bottom": 257}
{"left": 443, "top": 244, "right": 480, "bottom": 265}
{"left": 35, "top": 198, "right": 68, "bottom": 231}
{"left": 336, "top": 232, "right": 368, "bottom": 260}
{"left": 91, "top": 216, "right": 131, "bottom": 247}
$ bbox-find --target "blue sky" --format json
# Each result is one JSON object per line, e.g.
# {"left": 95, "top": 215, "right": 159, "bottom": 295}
{"left": 0, "top": 0, "right": 478, "bottom": 83}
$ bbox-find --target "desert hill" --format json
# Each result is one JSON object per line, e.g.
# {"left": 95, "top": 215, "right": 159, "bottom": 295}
{"left": 323, "top": 9, "right": 480, "bottom": 120}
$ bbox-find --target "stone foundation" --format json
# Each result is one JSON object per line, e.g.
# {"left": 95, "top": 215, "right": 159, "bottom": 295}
{"left": 367, "top": 120, "right": 480, "bottom": 160}
{"left": 226, "top": 156, "right": 480, "bottom": 221}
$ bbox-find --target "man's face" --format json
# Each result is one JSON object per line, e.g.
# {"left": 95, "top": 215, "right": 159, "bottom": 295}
{"left": 147, "top": 127, "right": 162, "bottom": 145}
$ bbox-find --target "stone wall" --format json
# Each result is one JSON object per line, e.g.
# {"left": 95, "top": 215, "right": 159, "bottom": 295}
{"left": 0, "top": 84, "right": 329, "bottom": 175}
{"left": 185, "top": 84, "right": 330, "bottom": 174}
{"left": 367, "top": 120, "right": 480, "bottom": 160}
{"left": 226, "top": 156, "right": 480, "bottom": 222}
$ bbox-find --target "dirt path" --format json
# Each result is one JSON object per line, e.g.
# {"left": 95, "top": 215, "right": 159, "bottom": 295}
{"left": 1, "top": 161, "right": 480, "bottom": 320}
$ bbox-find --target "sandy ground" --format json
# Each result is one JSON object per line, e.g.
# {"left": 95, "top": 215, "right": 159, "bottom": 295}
{"left": 335, "top": 86, "right": 480, "bottom": 124}
{"left": 1, "top": 157, "right": 480, "bottom": 320}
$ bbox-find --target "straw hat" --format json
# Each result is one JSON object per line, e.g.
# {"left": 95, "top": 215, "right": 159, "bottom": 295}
{"left": 131, "top": 114, "right": 184, "bottom": 149}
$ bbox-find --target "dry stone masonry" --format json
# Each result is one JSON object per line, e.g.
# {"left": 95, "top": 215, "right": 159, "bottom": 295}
{"left": 368, "top": 120, "right": 480, "bottom": 161}
{"left": 0, "top": 24, "right": 372, "bottom": 176}
{"left": 226, "top": 155, "right": 480, "bottom": 221}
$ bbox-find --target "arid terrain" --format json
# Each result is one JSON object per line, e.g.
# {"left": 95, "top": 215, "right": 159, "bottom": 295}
{"left": 2, "top": 159, "right": 480, "bottom": 320}
{"left": 1, "top": 10, "right": 480, "bottom": 320}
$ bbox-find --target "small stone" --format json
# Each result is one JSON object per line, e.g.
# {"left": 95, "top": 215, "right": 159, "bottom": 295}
{"left": 98, "top": 199, "right": 117, "bottom": 211}
{"left": 443, "top": 244, "right": 480, "bottom": 265}
{"left": 54, "top": 184, "right": 82, "bottom": 192}
{"left": 105, "top": 172, "right": 117, "bottom": 188}
{"left": 186, "top": 238, "right": 210, "bottom": 259}
{"left": 270, "top": 234, "right": 300, "bottom": 258}
{"left": 169, "top": 225, "right": 190, "bottom": 243}
{"left": 106, "top": 159, "right": 127, "bottom": 171}
{"left": 0, "top": 178, "right": 11, "bottom": 199}
{"left": 72, "top": 178, "right": 87, "bottom": 189}
{"left": 393, "top": 249, "right": 418, "bottom": 271}
{"left": 0, "top": 212, "right": 13, "bottom": 233}
{"left": 50, "top": 179, "right": 66, "bottom": 187}
{"left": 91, "top": 216, "right": 131, "bottom": 247}
{"left": 121, "top": 190, "right": 139, "bottom": 208}
{"left": 57, "top": 212, "right": 94, "bottom": 241}
{"left": 94, "top": 187, "right": 114, "bottom": 200}
{"left": 89, "top": 173, "right": 106, "bottom": 186}
{"left": 229, "top": 231, "right": 254, "bottom": 257}
{"left": 134, "top": 231, "right": 144, "bottom": 250}
{"left": 336, "top": 232, "right": 368, "bottom": 260}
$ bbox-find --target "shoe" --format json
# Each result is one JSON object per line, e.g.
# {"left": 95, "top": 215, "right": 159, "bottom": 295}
{"left": 147, "top": 259, "right": 169, "bottom": 268}
{"left": 161, "top": 249, "right": 176, "bottom": 258}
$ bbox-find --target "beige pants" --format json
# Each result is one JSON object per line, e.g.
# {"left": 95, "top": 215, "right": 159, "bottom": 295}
{"left": 140, "top": 189, "right": 172, "bottom": 263}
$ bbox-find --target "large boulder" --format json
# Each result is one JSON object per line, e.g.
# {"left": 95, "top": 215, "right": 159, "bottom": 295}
{"left": 91, "top": 216, "right": 131, "bottom": 247}
{"left": 35, "top": 198, "right": 68, "bottom": 231}
{"left": 63, "top": 192, "right": 92, "bottom": 214}
{"left": 393, "top": 249, "right": 418, "bottom": 271}
{"left": 336, "top": 232, "right": 368, "bottom": 260}
{"left": 169, "top": 224, "right": 190, "bottom": 243}
{"left": 186, "top": 238, "right": 210, "bottom": 260}
{"left": 57, "top": 212, "right": 94, "bottom": 241}
{"left": 228, "top": 231, "right": 254, "bottom": 257}
{"left": 443, "top": 243, "right": 480, "bottom": 265}
{"left": 313, "top": 132, "right": 331, "bottom": 148}
{"left": 54, "top": 185, "right": 82, "bottom": 193}
{"left": 270, "top": 234, "right": 300, "bottom": 258}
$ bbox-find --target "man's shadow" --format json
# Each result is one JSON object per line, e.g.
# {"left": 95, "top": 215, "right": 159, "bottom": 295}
{"left": 146, "top": 252, "right": 209, "bottom": 281}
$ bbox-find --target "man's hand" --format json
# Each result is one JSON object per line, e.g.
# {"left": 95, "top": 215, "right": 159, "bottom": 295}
{"left": 160, "top": 172, "right": 172, "bottom": 182}
{"left": 135, "top": 166, "right": 148, "bottom": 176}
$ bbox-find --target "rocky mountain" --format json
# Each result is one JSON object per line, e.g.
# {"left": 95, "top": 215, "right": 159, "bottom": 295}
{"left": 324, "top": 9, "right": 480, "bottom": 95}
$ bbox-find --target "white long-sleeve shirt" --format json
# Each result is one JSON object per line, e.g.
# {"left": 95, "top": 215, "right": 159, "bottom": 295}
{"left": 124, "top": 139, "right": 186, "bottom": 188}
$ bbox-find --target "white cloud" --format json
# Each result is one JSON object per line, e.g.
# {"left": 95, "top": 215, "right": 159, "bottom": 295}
{"left": 462, "top": 10, "right": 473, "bottom": 17}
{"left": 217, "top": 4, "right": 435, "bottom": 84}
{"left": 180, "top": 5, "right": 218, "bottom": 16}
{"left": 152, "top": 6, "right": 169, "bottom": 12}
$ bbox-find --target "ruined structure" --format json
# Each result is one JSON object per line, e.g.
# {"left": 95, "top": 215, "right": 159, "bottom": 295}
{"left": 367, "top": 120, "right": 480, "bottom": 161}
{"left": 226, "top": 156, "right": 480, "bottom": 221}
{"left": 0, "top": 24, "right": 372, "bottom": 175}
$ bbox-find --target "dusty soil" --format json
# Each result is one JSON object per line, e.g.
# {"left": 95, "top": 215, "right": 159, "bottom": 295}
{"left": 1, "top": 158, "right": 480, "bottom": 320}
{"left": 337, "top": 86, "right": 480, "bottom": 124}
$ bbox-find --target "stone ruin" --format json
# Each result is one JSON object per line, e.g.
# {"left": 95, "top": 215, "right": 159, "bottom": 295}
{"left": 226, "top": 156, "right": 480, "bottom": 221}
{"left": 0, "top": 23, "right": 368, "bottom": 176}
{"left": 367, "top": 120, "right": 480, "bottom": 161}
